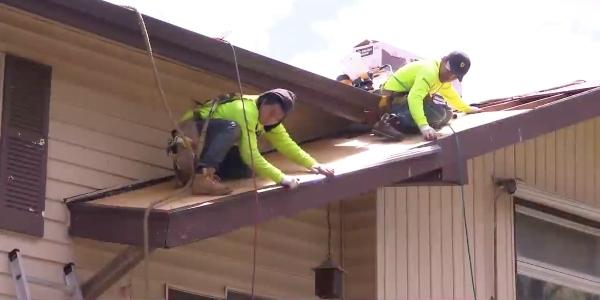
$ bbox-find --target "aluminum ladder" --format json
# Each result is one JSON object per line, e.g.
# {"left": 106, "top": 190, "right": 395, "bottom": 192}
{"left": 8, "top": 249, "right": 83, "bottom": 300}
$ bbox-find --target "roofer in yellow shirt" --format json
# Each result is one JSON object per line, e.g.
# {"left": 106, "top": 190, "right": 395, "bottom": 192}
{"left": 169, "top": 89, "right": 335, "bottom": 196}
{"left": 372, "top": 51, "right": 481, "bottom": 141}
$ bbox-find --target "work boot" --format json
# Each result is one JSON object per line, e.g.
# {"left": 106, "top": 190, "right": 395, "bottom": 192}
{"left": 192, "top": 168, "right": 233, "bottom": 196}
{"left": 372, "top": 113, "right": 405, "bottom": 141}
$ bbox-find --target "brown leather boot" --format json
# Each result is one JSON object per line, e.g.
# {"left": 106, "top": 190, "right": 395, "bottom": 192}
{"left": 192, "top": 168, "right": 233, "bottom": 196}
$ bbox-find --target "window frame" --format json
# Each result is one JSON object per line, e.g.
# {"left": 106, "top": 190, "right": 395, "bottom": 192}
{"left": 165, "top": 284, "right": 221, "bottom": 300}
{"left": 225, "top": 287, "right": 278, "bottom": 300}
{"left": 518, "top": 257, "right": 600, "bottom": 296}
{"left": 515, "top": 202, "right": 600, "bottom": 297}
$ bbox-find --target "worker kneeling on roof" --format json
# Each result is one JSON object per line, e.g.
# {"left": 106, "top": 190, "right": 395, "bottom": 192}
{"left": 171, "top": 89, "right": 335, "bottom": 196}
{"left": 373, "top": 51, "right": 481, "bottom": 141}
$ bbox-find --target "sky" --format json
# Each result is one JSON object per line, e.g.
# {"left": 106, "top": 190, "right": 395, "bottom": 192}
{"left": 105, "top": 0, "right": 600, "bottom": 102}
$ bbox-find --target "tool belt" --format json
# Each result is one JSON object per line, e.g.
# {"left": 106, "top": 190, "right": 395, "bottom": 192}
{"left": 378, "top": 90, "right": 408, "bottom": 115}
{"left": 166, "top": 92, "right": 241, "bottom": 186}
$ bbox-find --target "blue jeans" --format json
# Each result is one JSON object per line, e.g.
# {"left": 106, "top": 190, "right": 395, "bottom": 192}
{"left": 389, "top": 95, "right": 453, "bottom": 134}
{"left": 194, "top": 119, "right": 252, "bottom": 179}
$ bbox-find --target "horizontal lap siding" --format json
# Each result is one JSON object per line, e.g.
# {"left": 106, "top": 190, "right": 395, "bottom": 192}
{"left": 0, "top": 8, "right": 353, "bottom": 300}
{"left": 377, "top": 117, "right": 600, "bottom": 300}
{"left": 0, "top": 6, "right": 339, "bottom": 300}
{"left": 75, "top": 206, "right": 342, "bottom": 300}
{"left": 343, "top": 195, "right": 377, "bottom": 300}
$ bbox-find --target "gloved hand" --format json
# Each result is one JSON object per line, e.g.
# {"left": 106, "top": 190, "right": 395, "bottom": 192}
{"left": 419, "top": 125, "right": 438, "bottom": 141}
{"left": 467, "top": 106, "right": 482, "bottom": 114}
{"left": 280, "top": 176, "right": 300, "bottom": 190}
{"left": 310, "top": 164, "right": 335, "bottom": 178}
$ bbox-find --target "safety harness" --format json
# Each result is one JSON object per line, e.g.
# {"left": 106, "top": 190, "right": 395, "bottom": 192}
{"left": 166, "top": 93, "right": 242, "bottom": 185}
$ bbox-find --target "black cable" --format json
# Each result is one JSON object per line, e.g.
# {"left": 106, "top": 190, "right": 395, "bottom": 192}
{"left": 448, "top": 123, "right": 478, "bottom": 300}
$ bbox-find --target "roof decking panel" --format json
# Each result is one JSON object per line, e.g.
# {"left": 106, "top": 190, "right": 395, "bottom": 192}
{"left": 72, "top": 110, "right": 524, "bottom": 211}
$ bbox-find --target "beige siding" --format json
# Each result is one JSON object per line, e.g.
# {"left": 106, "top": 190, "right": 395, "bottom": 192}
{"left": 73, "top": 196, "right": 379, "bottom": 300}
{"left": 377, "top": 116, "right": 600, "bottom": 300}
{"left": 75, "top": 206, "right": 342, "bottom": 300}
{"left": 0, "top": 5, "right": 351, "bottom": 300}
{"left": 343, "top": 194, "right": 377, "bottom": 300}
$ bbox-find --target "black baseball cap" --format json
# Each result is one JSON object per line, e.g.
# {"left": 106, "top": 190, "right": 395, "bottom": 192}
{"left": 447, "top": 51, "right": 471, "bottom": 81}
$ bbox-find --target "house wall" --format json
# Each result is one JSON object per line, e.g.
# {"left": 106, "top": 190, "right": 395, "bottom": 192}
{"left": 75, "top": 194, "right": 381, "bottom": 300}
{"left": 342, "top": 194, "right": 377, "bottom": 300}
{"left": 75, "top": 207, "right": 342, "bottom": 300}
{"left": 377, "top": 116, "right": 600, "bottom": 300}
{"left": 0, "top": 5, "right": 351, "bottom": 300}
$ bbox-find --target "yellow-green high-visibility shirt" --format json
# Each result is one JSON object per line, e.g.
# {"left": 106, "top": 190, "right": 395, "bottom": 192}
{"left": 382, "top": 59, "right": 471, "bottom": 127}
{"left": 181, "top": 96, "right": 317, "bottom": 183}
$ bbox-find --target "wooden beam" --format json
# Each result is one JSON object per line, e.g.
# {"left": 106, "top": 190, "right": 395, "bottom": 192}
{"left": 82, "top": 246, "right": 148, "bottom": 300}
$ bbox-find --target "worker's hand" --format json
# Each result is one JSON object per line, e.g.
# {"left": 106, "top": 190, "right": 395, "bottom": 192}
{"left": 310, "top": 164, "right": 335, "bottom": 178}
{"left": 467, "top": 106, "right": 482, "bottom": 114}
{"left": 419, "top": 125, "right": 439, "bottom": 141}
{"left": 280, "top": 176, "right": 300, "bottom": 190}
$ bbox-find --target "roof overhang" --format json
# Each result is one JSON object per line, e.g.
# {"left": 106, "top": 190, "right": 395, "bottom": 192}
{"left": 0, "top": 0, "right": 380, "bottom": 123}
{"left": 66, "top": 87, "right": 600, "bottom": 248}
{"left": 68, "top": 145, "right": 442, "bottom": 248}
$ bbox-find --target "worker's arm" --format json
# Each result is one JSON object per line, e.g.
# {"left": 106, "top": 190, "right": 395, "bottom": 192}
{"left": 438, "top": 84, "right": 472, "bottom": 112}
{"left": 263, "top": 124, "right": 318, "bottom": 169}
{"left": 406, "top": 75, "right": 432, "bottom": 127}
{"left": 235, "top": 116, "right": 287, "bottom": 183}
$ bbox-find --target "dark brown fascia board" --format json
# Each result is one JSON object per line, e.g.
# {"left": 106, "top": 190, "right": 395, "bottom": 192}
{"left": 165, "top": 148, "right": 441, "bottom": 247}
{"left": 68, "top": 148, "right": 443, "bottom": 247}
{"left": 68, "top": 203, "right": 170, "bottom": 247}
{"left": 438, "top": 88, "right": 600, "bottom": 163}
{"left": 0, "top": 0, "right": 379, "bottom": 122}
{"left": 401, "top": 88, "right": 600, "bottom": 186}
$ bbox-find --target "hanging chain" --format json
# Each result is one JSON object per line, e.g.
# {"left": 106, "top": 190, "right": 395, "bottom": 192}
{"left": 327, "top": 204, "right": 332, "bottom": 259}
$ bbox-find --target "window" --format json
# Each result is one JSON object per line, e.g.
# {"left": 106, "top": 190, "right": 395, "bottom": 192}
{"left": 166, "top": 285, "right": 220, "bottom": 300}
{"left": 226, "top": 290, "right": 277, "bottom": 300}
{"left": 517, "top": 275, "right": 599, "bottom": 300}
{"left": 0, "top": 53, "right": 51, "bottom": 236}
{"left": 515, "top": 205, "right": 600, "bottom": 300}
